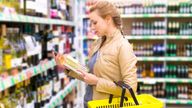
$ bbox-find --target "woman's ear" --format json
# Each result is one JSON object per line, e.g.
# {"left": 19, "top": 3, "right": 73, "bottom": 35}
{"left": 105, "top": 15, "right": 112, "bottom": 24}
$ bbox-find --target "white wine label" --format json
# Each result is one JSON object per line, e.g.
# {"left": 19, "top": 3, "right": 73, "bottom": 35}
{"left": 54, "top": 81, "right": 61, "bottom": 93}
{"left": 0, "top": 49, "right": 2, "bottom": 66}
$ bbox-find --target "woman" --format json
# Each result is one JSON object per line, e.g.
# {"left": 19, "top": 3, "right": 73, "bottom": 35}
{"left": 54, "top": 1, "right": 137, "bottom": 108}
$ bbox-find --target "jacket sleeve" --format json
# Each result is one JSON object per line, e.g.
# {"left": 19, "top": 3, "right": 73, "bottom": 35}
{"left": 95, "top": 40, "right": 137, "bottom": 96}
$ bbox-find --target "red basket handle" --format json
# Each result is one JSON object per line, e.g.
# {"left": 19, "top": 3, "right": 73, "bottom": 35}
{"left": 108, "top": 81, "right": 139, "bottom": 107}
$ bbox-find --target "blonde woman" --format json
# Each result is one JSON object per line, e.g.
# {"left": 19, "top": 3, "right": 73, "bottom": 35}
{"left": 54, "top": 0, "right": 137, "bottom": 107}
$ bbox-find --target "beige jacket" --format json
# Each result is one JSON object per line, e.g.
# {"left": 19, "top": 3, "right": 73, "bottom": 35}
{"left": 66, "top": 30, "right": 137, "bottom": 100}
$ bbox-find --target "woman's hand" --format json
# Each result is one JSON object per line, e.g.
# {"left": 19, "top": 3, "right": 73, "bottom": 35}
{"left": 52, "top": 51, "right": 68, "bottom": 70}
{"left": 79, "top": 70, "right": 99, "bottom": 85}
{"left": 86, "top": 0, "right": 97, "bottom": 5}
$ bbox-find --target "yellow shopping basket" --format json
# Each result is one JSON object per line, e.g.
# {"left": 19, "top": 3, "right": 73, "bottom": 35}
{"left": 88, "top": 81, "right": 163, "bottom": 108}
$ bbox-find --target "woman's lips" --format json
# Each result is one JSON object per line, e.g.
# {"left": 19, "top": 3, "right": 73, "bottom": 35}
{"left": 95, "top": 31, "right": 98, "bottom": 34}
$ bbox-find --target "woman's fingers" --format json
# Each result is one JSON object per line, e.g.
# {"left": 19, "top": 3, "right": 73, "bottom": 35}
{"left": 52, "top": 51, "right": 56, "bottom": 58}
{"left": 52, "top": 51, "right": 62, "bottom": 65}
{"left": 77, "top": 70, "right": 86, "bottom": 79}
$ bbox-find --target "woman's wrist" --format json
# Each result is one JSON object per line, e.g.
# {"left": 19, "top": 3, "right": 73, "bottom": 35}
{"left": 94, "top": 77, "right": 99, "bottom": 85}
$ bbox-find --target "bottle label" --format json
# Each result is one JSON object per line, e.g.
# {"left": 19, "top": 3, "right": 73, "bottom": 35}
{"left": 47, "top": 82, "right": 52, "bottom": 99}
{"left": 54, "top": 80, "right": 61, "bottom": 93}
{"left": 0, "top": 49, "right": 2, "bottom": 66}
{"left": 37, "top": 87, "right": 42, "bottom": 103}
{"left": 41, "top": 85, "right": 46, "bottom": 101}
{"left": 4, "top": 54, "right": 12, "bottom": 69}
{"left": 44, "top": 83, "right": 51, "bottom": 100}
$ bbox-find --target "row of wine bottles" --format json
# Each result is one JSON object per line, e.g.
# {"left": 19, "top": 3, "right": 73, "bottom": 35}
{"left": 116, "top": 0, "right": 192, "bottom": 14}
{"left": 131, "top": 21, "right": 192, "bottom": 36}
{"left": 138, "top": 82, "right": 192, "bottom": 99}
{"left": 0, "top": 24, "right": 75, "bottom": 79}
{"left": 0, "top": 65, "right": 76, "bottom": 108}
{"left": 137, "top": 63, "right": 192, "bottom": 78}
{"left": 0, "top": 0, "right": 73, "bottom": 21}
{"left": 133, "top": 43, "right": 192, "bottom": 57}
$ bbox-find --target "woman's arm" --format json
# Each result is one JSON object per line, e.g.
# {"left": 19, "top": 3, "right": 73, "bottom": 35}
{"left": 95, "top": 40, "right": 138, "bottom": 96}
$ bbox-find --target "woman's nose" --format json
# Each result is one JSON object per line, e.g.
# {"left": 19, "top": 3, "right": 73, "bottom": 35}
{"left": 90, "top": 25, "right": 95, "bottom": 31}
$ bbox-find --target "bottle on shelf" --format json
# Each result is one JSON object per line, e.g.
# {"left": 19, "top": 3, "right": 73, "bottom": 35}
{"left": 117, "top": 0, "right": 166, "bottom": 14}
{"left": 138, "top": 82, "right": 165, "bottom": 98}
{"left": 131, "top": 21, "right": 166, "bottom": 36}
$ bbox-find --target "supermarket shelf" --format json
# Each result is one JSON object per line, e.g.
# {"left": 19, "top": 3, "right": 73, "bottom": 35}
{"left": 69, "top": 51, "right": 77, "bottom": 58}
{"left": 0, "top": 59, "right": 56, "bottom": 92}
{"left": 137, "top": 57, "right": 192, "bottom": 62}
{"left": 82, "top": 14, "right": 192, "bottom": 19}
{"left": 81, "top": 15, "right": 88, "bottom": 19}
{"left": 44, "top": 79, "right": 78, "bottom": 108}
{"left": 138, "top": 78, "right": 192, "bottom": 84}
{"left": 82, "top": 36, "right": 98, "bottom": 40}
{"left": 125, "top": 35, "right": 192, "bottom": 40}
{"left": 121, "top": 13, "right": 192, "bottom": 18}
{"left": 159, "top": 98, "right": 192, "bottom": 105}
{"left": 0, "top": 13, "right": 75, "bottom": 26}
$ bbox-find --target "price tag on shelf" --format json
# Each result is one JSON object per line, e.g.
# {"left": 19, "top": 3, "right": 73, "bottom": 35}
{"left": 4, "top": 77, "right": 13, "bottom": 88}
{"left": 177, "top": 79, "right": 184, "bottom": 83}
{"left": 189, "top": 36, "right": 192, "bottom": 39}
{"left": 45, "top": 62, "right": 48, "bottom": 70}
{"left": 0, "top": 81, "right": 5, "bottom": 91}
{"left": 26, "top": 16, "right": 30, "bottom": 22}
{"left": 32, "top": 17, "right": 35, "bottom": 23}
{"left": 49, "top": 61, "right": 52, "bottom": 68}
{"left": 143, "top": 14, "right": 149, "bottom": 18}
{"left": 40, "top": 18, "right": 44, "bottom": 24}
{"left": 143, "top": 57, "right": 147, "bottom": 61}
{"left": 9, "top": 14, "right": 13, "bottom": 21}
{"left": 189, "top": 80, "right": 192, "bottom": 83}
{"left": 26, "top": 70, "right": 33, "bottom": 79}
{"left": 0, "top": 13, "right": 2, "bottom": 18}
{"left": 12, "top": 14, "right": 19, "bottom": 21}
{"left": 33, "top": 67, "right": 38, "bottom": 75}
{"left": 176, "top": 101, "right": 181, "bottom": 104}
{"left": 21, "top": 72, "right": 26, "bottom": 80}
{"left": 39, "top": 65, "right": 43, "bottom": 72}
{"left": 48, "top": 19, "right": 51, "bottom": 24}
{"left": 33, "top": 17, "right": 37, "bottom": 23}
{"left": 143, "top": 78, "right": 156, "bottom": 84}
{"left": 20, "top": 15, "right": 26, "bottom": 22}
{"left": 19, "top": 74, "right": 23, "bottom": 81}
{"left": 174, "top": 35, "right": 179, "bottom": 39}
{"left": 187, "top": 101, "right": 192, "bottom": 104}
{"left": 143, "top": 36, "right": 149, "bottom": 40}
{"left": 14, "top": 75, "right": 20, "bottom": 84}
{"left": 60, "top": 94, "right": 64, "bottom": 99}
{"left": 51, "top": 60, "right": 56, "bottom": 66}
{"left": 10, "top": 77, "right": 15, "bottom": 85}
{"left": 42, "top": 63, "right": 46, "bottom": 71}
{"left": 56, "top": 98, "right": 59, "bottom": 104}
{"left": 17, "top": 15, "right": 22, "bottom": 22}
{"left": 46, "top": 19, "right": 50, "bottom": 24}
{"left": 27, "top": 16, "right": 31, "bottom": 23}
{"left": 68, "top": 87, "right": 72, "bottom": 92}
{"left": 53, "top": 101, "right": 56, "bottom": 107}
{"left": 48, "top": 106, "right": 52, "bottom": 108}
{"left": 169, "top": 78, "right": 176, "bottom": 82}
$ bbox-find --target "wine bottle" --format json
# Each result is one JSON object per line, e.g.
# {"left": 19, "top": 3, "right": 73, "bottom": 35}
{"left": 0, "top": 34, "right": 4, "bottom": 72}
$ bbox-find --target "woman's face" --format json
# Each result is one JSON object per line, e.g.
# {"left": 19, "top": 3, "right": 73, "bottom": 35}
{"left": 88, "top": 10, "right": 108, "bottom": 37}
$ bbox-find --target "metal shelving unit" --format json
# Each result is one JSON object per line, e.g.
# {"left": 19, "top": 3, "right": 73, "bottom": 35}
{"left": 0, "top": 13, "right": 75, "bottom": 26}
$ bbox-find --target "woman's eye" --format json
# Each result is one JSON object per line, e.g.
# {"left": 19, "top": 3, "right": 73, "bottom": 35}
{"left": 89, "top": 20, "right": 98, "bottom": 27}
{"left": 93, "top": 21, "right": 97, "bottom": 25}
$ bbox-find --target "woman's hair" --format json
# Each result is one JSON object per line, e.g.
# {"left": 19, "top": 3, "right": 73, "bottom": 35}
{"left": 89, "top": 0, "right": 122, "bottom": 29}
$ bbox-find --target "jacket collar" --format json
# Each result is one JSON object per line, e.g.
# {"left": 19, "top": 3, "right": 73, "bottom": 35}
{"left": 89, "top": 30, "right": 122, "bottom": 58}
{"left": 104, "top": 29, "right": 121, "bottom": 45}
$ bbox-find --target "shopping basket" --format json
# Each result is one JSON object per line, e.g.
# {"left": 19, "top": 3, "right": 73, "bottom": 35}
{"left": 88, "top": 81, "right": 164, "bottom": 108}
